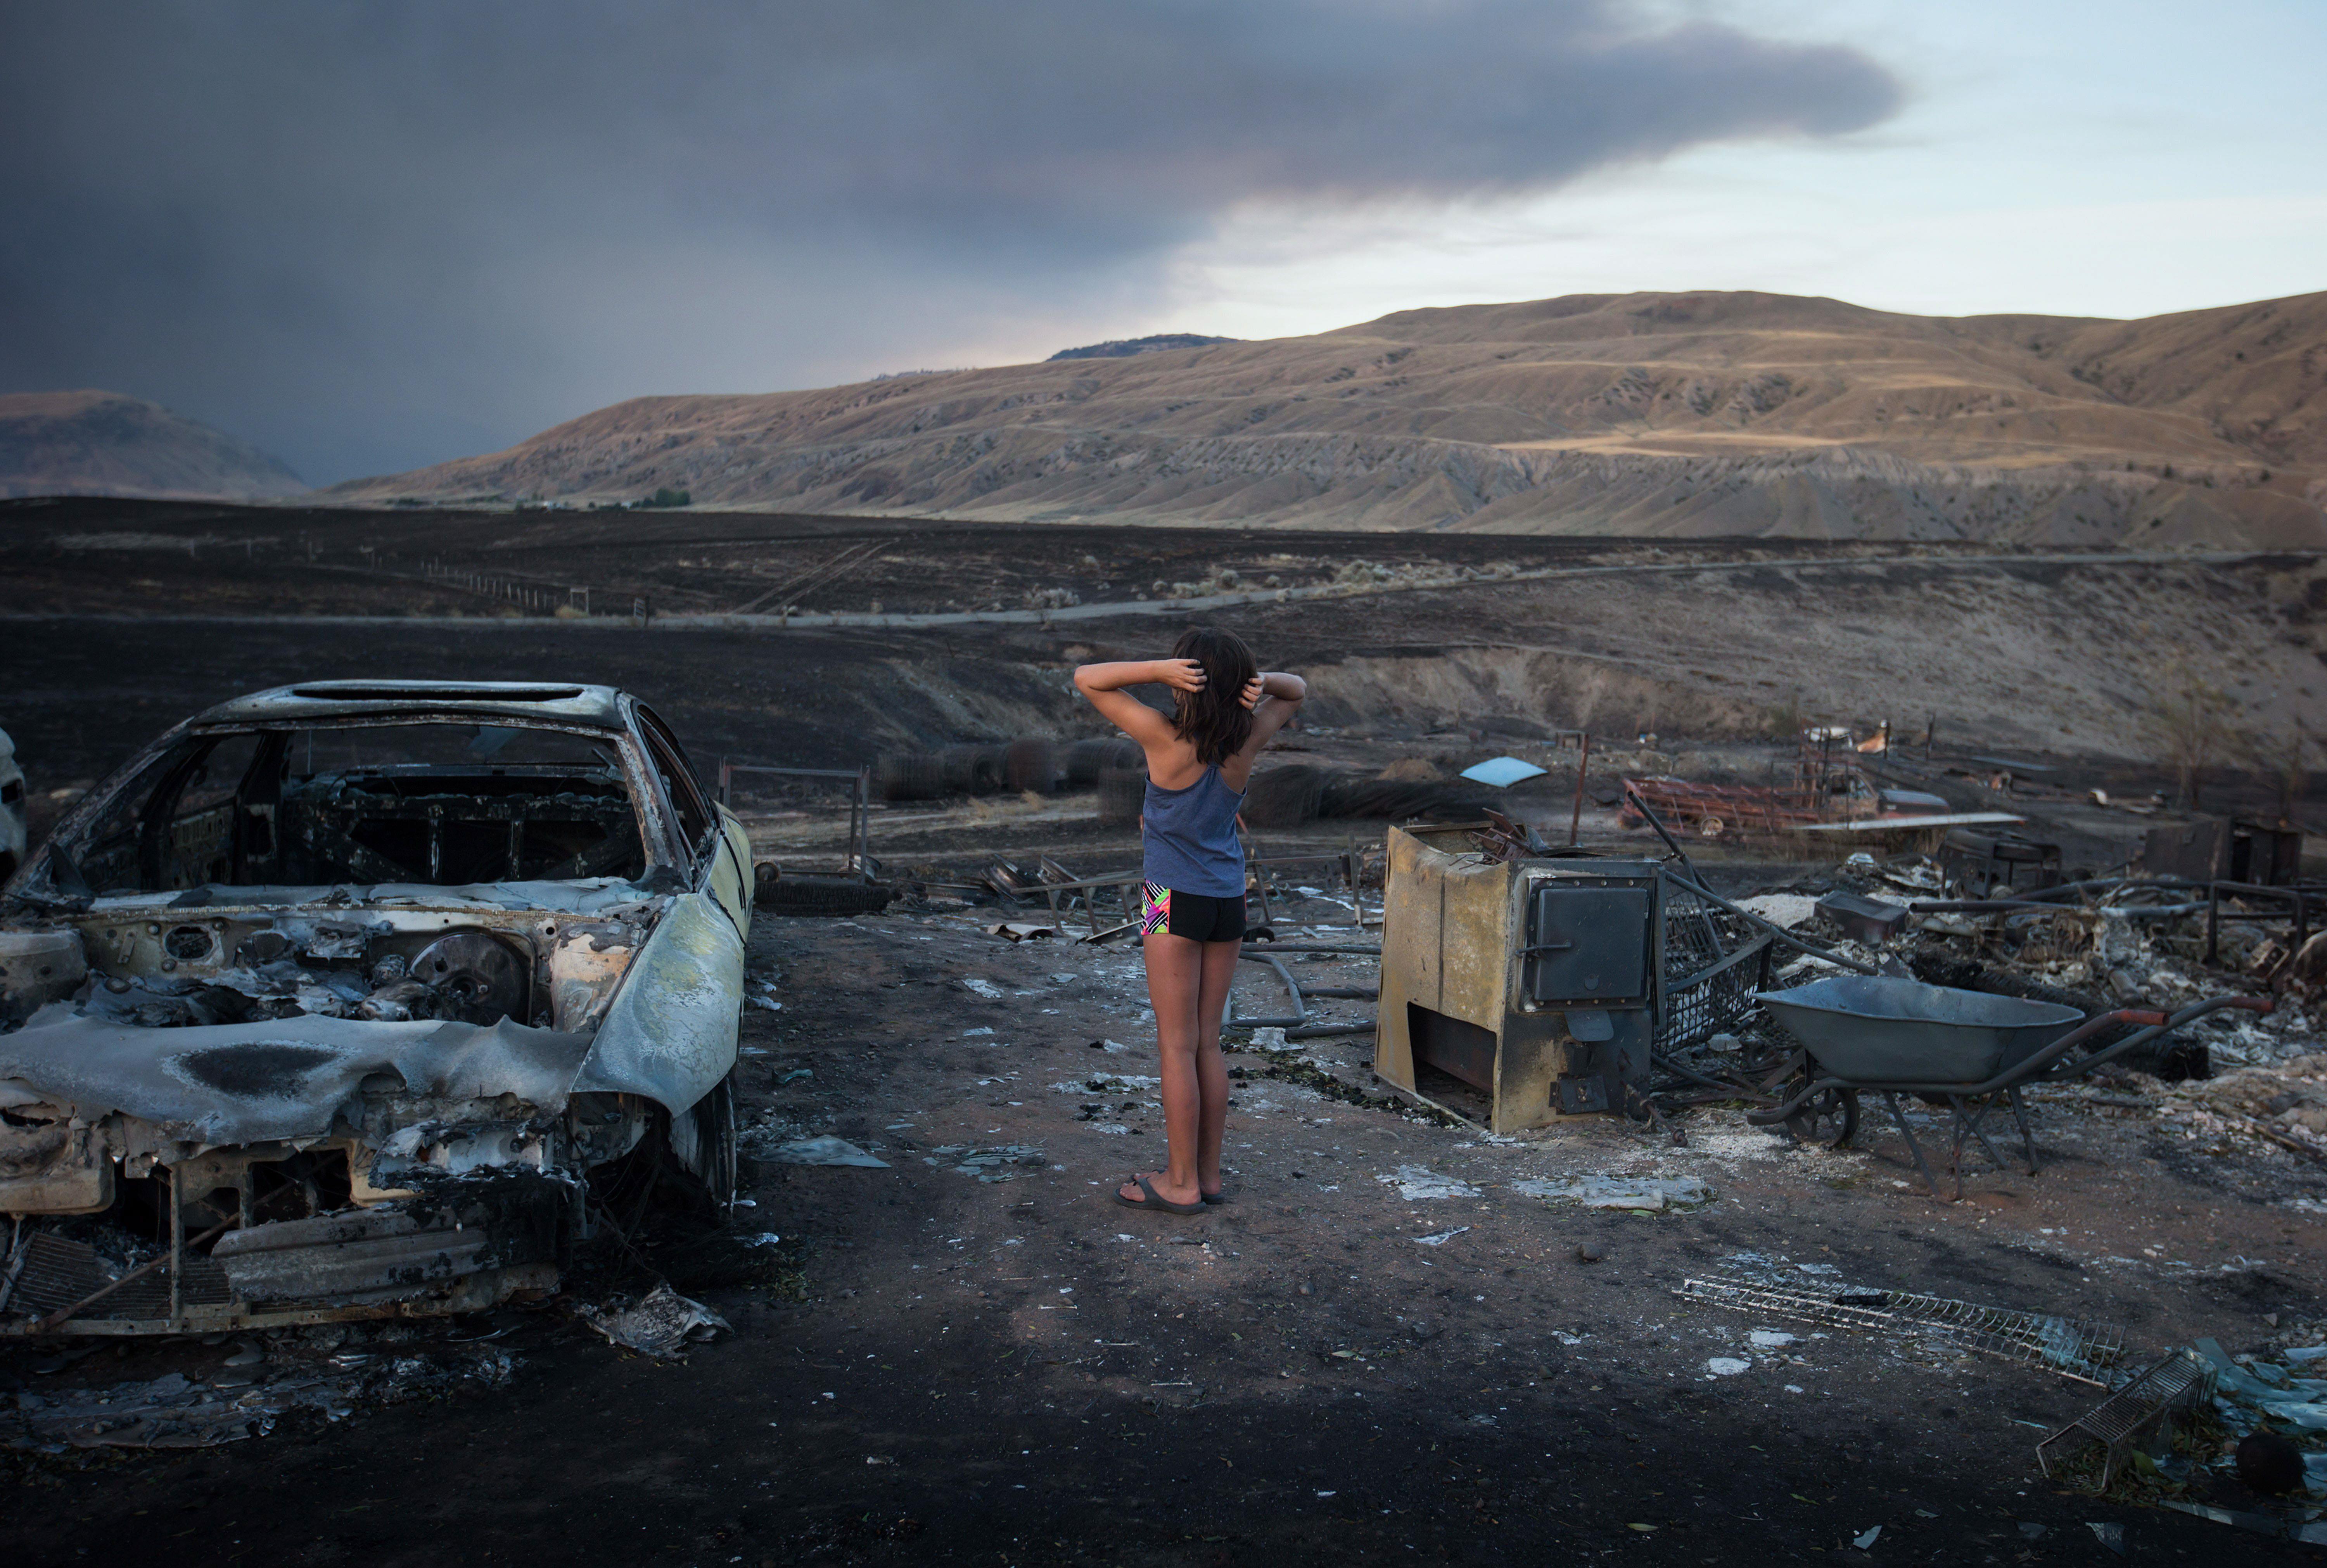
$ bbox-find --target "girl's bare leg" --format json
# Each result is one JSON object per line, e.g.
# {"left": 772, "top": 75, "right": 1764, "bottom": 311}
{"left": 1124, "top": 931, "right": 1205, "bottom": 1206}
{"left": 1194, "top": 937, "right": 1241, "bottom": 1196}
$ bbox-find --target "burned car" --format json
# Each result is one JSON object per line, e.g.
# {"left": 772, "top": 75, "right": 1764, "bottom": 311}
{"left": 0, "top": 682, "right": 752, "bottom": 1333}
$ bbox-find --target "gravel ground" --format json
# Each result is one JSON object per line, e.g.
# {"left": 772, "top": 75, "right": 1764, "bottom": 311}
{"left": 13, "top": 904, "right": 2322, "bottom": 1565}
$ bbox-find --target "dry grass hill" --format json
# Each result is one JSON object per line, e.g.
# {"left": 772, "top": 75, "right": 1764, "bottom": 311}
{"left": 332, "top": 289, "right": 2327, "bottom": 545}
{"left": 0, "top": 390, "right": 306, "bottom": 501}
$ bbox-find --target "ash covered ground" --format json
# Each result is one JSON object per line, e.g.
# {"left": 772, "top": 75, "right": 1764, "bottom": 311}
{"left": 3, "top": 500, "right": 2325, "bottom": 1562}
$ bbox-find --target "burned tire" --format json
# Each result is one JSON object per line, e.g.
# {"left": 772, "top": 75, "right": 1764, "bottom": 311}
{"left": 1245, "top": 763, "right": 1329, "bottom": 828}
{"left": 692, "top": 1072, "right": 739, "bottom": 1209}
{"left": 939, "top": 743, "right": 1008, "bottom": 795}
{"left": 758, "top": 876, "right": 894, "bottom": 916}
{"left": 1097, "top": 764, "right": 1147, "bottom": 826}
{"left": 1061, "top": 738, "right": 1136, "bottom": 789}
{"left": 876, "top": 753, "right": 947, "bottom": 801}
{"left": 1003, "top": 738, "right": 1059, "bottom": 793}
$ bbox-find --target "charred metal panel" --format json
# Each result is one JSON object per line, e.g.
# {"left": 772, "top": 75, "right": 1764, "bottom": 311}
{"left": 0, "top": 930, "right": 86, "bottom": 1027}
{"left": 1407, "top": 1004, "right": 1497, "bottom": 1092}
{"left": 2142, "top": 820, "right": 2233, "bottom": 882}
{"left": 211, "top": 1180, "right": 567, "bottom": 1306}
{"left": 572, "top": 891, "right": 743, "bottom": 1117}
{"left": 0, "top": 1010, "right": 592, "bottom": 1146}
{"left": 0, "top": 1110, "right": 112, "bottom": 1214}
{"left": 1524, "top": 886, "right": 1651, "bottom": 1004}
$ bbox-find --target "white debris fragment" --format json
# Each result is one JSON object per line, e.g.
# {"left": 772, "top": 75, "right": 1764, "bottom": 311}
{"left": 1737, "top": 894, "right": 1820, "bottom": 930}
{"left": 1749, "top": 1330, "right": 1800, "bottom": 1349}
{"left": 961, "top": 979, "right": 1005, "bottom": 999}
{"left": 1378, "top": 1165, "right": 1482, "bottom": 1200}
{"left": 1412, "top": 1227, "right": 1471, "bottom": 1246}
{"left": 962, "top": 1025, "right": 996, "bottom": 1036}
{"left": 768, "top": 1136, "right": 889, "bottom": 1167}
{"left": 1511, "top": 1175, "right": 1712, "bottom": 1212}
{"left": 1706, "top": 1357, "right": 1751, "bottom": 1377}
{"left": 581, "top": 1284, "right": 731, "bottom": 1359}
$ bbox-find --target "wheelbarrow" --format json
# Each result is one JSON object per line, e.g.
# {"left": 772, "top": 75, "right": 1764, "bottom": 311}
{"left": 1744, "top": 975, "right": 2273, "bottom": 1199}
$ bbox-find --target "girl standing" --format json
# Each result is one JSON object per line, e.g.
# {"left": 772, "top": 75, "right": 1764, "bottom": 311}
{"left": 1073, "top": 629, "right": 1306, "bottom": 1213}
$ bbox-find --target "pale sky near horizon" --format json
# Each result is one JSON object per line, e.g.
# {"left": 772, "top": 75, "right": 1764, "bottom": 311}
{"left": 1113, "top": 0, "right": 2327, "bottom": 349}
{"left": 2, "top": 0, "right": 2319, "bottom": 482}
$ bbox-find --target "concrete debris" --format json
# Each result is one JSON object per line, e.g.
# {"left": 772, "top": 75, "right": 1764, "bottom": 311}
{"left": 1737, "top": 894, "right": 1820, "bottom": 929}
{"left": 1510, "top": 1175, "right": 1712, "bottom": 1212}
{"left": 769, "top": 1135, "right": 889, "bottom": 1167}
{"left": 930, "top": 1144, "right": 1047, "bottom": 1181}
{"left": 1377, "top": 1165, "right": 1481, "bottom": 1201}
{"left": 2194, "top": 1336, "right": 2327, "bottom": 1431}
{"left": 987, "top": 923, "right": 1060, "bottom": 941}
{"left": 579, "top": 1284, "right": 732, "bottom": 1359}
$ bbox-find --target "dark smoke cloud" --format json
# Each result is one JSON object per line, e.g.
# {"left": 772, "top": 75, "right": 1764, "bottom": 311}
{"left": 0, "top": 2, "right": 1900, "bottom": 482}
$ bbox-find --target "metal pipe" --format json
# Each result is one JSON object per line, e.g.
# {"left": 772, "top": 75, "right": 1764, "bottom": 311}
{"left": 1286, "top": 1020, "right": 1376, "bottom": 1040}
{"left": 1569, "top": 732, "right": 1591, "bottom": 847}
{"left": 1243, "top": 942, "right": 1381, "bottom": 956}
{"left": 1659, "top": 870, "right": 1881, "bottom": 975}
{"left": 1918, "top": 898, "right": 2206, "bottom": 916}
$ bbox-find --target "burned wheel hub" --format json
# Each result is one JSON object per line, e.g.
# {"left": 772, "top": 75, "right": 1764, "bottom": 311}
{"left": 411, "top": 931, "right": 527, "bottom": 1023}
{"left": 1782, "top": 1081, "right": 1860, "bottom": 1148}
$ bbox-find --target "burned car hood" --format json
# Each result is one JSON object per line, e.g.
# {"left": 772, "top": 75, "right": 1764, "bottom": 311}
{"left": 0, "top": 1004, "right": 593, "bottom": 1146}
{"left": 142, "top": 876, "right": 670, "bottom": 916}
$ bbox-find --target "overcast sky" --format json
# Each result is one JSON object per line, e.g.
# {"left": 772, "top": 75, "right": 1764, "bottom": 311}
{"left": 2, "top": 0, "right": 2318, "bottom": 484}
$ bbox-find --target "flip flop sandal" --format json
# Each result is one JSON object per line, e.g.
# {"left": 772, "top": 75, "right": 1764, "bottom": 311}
{"left": 1114, "top": 1174, "right": 1203, "bottom": 1215}
{"left": 1201, "top": 1187, "right": 1232, "bottom": 1206}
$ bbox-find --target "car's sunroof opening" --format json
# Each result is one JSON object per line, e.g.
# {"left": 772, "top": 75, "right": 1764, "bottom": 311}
{"left": 288, "top": 684, "right": 587, "bottom": 702}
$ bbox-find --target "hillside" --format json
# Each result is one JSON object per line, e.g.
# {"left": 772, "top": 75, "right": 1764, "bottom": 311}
{"left": 0, "top": 391, "right": 306, "bottom": 501}
{"left": 328, "top": 290, "right": 2327, "bottom": 545}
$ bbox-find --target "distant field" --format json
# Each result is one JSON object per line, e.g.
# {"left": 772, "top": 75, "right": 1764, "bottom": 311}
{"left": 2, "top": 501, "right": 2317, "bottom": 839}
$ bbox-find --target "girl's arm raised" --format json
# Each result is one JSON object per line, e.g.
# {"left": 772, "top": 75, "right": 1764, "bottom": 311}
{"left": 1232, "top": 671, "right": 1307, "bottom": 765}
{"left": 1073, "top": 659, "right": 1203, "bottom": 751}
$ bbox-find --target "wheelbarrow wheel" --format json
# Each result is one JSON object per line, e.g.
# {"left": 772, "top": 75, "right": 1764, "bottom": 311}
{"left": 1783, "top": 1085, "right": 1860, "bottom": 1148}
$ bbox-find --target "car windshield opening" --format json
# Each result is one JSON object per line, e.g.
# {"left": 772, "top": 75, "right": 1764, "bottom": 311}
{"left": 69, "top": 723, "right": 646, "bottom": 894}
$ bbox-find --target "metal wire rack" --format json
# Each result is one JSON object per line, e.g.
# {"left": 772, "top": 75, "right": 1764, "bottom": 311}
{"left": 1675, "top": 1273, "right": 2128, "bottom": 1385}
{"left": 2037, "top": 1348, "right": 2215, "bottom": 1489}
{"left": 1655, "top": 885, "right": 1774, "bottom": 1053}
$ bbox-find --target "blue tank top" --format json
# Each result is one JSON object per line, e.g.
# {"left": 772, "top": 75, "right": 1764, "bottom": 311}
{"left": 1142, "top": 764, "right": 1246, "bottom": 898}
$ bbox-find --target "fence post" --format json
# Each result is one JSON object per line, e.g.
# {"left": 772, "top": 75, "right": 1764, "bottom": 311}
{"left": 852, "top": 766, "right": 871, "bottom": 878}
{"left": 717, "top": 760, "right": 733, "bottom": 809}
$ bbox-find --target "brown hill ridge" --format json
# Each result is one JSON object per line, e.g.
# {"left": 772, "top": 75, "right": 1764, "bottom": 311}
{"left": 0, "top": 391, "right": 306, "bottom": 502}
{"left": 332, "top": 289, "right": 2327, "bottom": 545}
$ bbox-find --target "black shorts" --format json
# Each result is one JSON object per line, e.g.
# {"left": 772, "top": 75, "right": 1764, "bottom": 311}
{"left": 1141, "top": 882, "right": 1247, "bottom": 943}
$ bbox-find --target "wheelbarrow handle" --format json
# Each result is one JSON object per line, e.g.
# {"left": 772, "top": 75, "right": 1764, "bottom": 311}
{"left": 2031, "top": 994, "right": 2273, "bottom": 1084}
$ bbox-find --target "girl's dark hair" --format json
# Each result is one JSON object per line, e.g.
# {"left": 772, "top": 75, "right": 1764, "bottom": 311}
{"left": 1170, "top": 626, "right": 1258, "bottom": 766}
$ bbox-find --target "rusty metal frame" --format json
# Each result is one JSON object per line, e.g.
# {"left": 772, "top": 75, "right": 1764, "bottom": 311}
{"left": 716, "top": 761, "right": 872, "bottom": 879}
